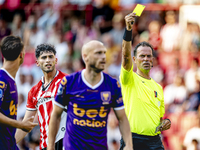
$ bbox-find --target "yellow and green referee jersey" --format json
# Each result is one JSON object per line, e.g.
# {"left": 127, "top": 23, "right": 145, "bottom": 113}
{"left": 119, "top": 65, "right": 165, "bottom": 136}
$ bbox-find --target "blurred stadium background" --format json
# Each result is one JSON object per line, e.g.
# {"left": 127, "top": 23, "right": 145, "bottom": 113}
{"left": 0, "top": 0, "right": 200, "bottom": 149}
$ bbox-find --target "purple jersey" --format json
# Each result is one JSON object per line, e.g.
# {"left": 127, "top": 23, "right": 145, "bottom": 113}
{"left": 0, "top": 69, "right": 19, "bottom": 150}
{"left": 55, "top": 70, "right": 124, "bottom": 150}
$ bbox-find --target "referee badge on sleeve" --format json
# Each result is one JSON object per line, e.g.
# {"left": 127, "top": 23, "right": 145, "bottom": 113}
{"left": 154, "top": 91, "right": 157, "bottom": 98}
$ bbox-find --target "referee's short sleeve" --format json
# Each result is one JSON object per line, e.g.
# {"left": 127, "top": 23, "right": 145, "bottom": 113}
{"left": 119, "top": 64, "right": 134, "bottom": 85}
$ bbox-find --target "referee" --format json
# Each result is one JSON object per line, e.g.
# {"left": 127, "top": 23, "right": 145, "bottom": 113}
{"left": 119, "top": 12, "right": 171, "bottom": 150}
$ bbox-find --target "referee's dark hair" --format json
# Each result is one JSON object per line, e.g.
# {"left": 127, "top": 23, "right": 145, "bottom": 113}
{"left": 35, "top": 44, "right": 56, "bottom": 59}
{"left": 133, "top": 41, "right": 154, "bottom": 57}
{"left": 0, "top": 35, "right": 24, "bottom": 61}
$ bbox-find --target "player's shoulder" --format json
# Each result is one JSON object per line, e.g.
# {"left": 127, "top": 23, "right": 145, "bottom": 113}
{"left": 157, "top": 83, "right": 163, "bottom": 91}
{"left": 57, "top": 70, "right": 68, "bottom": 78}
{"left": 0, "top": 69, "right": 9, "bottom": 84}
{"left": 29, "top": 80, "right": 42, "bottom": 93}
{"left": 60, "top": 71, "right": 81, "bottom": 85}
{"left": 0, "top": 70, "right": 6, "bottom": 80}
{"left": 151, "top": 78, "right": 163, "bottom": 89}
{"left": 66, "top": 71, "right": 81, "bottom": 80}
{"left": 103, "top": 72, "right": 118, "bottom": 84}
{"left": 103, "top": 72, "right": 116, "bottom": 80}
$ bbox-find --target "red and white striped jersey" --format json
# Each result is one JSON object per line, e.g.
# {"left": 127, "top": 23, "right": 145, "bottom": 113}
{"left": 26, "top": 70, "right": 67, "bottom": 149}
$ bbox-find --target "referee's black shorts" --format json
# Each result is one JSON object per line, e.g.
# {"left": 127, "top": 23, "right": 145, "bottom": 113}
{"left": 42, "top": 138, "right": 63, "bottom": 150}
{"left": 120, "top": 133, "right": 164, "bottom": 150}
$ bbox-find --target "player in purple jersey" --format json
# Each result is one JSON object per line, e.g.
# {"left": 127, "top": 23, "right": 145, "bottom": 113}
{"left": 0, "top": 35, "right": 38, "bottom": 150}
{"left": 47, "top": 40, "right": 133, "bottom": 150}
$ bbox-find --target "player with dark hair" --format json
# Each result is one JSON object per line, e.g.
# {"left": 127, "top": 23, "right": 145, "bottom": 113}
{"left": 35, "top": 44, "right": 56, "bottom": 59}
{"left": 47, "top": 40, "right": 133, "bottom": 150}
{"left": 0, "top": 35, "right": 38, "bottom": 150}
{"left": 15, "top": 43, "right": 67, "bottom": 150}
{"left": 1, "top": 36, "right": 24, "bottom": 61}
{"left": 119, "top": 13, "right": 171, "bottom": 149}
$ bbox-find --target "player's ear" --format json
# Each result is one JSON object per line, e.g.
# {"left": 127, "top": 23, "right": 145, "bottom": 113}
{"left": 36, "top": 60, "right": 39, "bottom": 66}
{"left": 55, "top": 57, "right": 58, "bottom": 64}
{"left": 82, "top": 53, "right": 87, "bottom": 62}
{"left": 19, "top": 49, "right": 25, "bottom": 58}
{"left": 133, "top": 56, "right": 136, "bottom": 63}
{"left": 19, "top": 52, "right": 23, "bottom": 59}
{"left": 152, "top": 56, "right": 155, "bottom": 63}
{"left": 19, "top": 52, "right": 22, "bottom": 58}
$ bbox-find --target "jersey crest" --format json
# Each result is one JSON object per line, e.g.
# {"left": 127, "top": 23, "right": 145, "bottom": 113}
{"left": 101, "top": 91, "right": 111, "bottom": 105}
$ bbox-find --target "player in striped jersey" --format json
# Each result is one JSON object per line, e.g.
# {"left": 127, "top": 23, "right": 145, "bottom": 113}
{"left": 0, "top": 35, "right": 38, "bottom": 150}
{"left": 15, "top": 44, "right": 67, "bottom": 150}
{"left": 48, "top": 41, "right": 133, "bottom": 150}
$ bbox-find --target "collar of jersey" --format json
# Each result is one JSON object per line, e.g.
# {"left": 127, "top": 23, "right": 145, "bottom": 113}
{"left": 136, "top": 72, "right": 151, "bottom": 80}
{"left": 0, "top": 68, "right": 15, "bottom": 81}
{"left": 41, "top": 70, "right": 59, "bottom": 90}
{"left": 81, "top": 69, "right": 104, "bottom": 89}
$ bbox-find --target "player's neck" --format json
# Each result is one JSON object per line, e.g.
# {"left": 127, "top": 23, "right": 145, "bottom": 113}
{"left": 2, "top": 60, "right": 20, "bottom": 79}
{"left": 84, "top": 69, "right": 102, "bottom": 86}
{"left": 43, "top": 69, "right": 57, "bottom": 85}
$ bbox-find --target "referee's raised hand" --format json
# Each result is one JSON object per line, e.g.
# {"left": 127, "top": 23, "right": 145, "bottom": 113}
{"left": 124, "top": 13, "right": 137, "bottom": 31}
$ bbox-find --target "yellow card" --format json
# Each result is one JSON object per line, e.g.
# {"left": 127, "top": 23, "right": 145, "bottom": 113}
{"left": 133, "top": 4, "right": 145, "bottom": 16}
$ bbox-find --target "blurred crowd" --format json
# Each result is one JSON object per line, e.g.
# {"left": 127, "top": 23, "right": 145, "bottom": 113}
{"left": 0, "top": 0, "right": 200, "bottom": 150}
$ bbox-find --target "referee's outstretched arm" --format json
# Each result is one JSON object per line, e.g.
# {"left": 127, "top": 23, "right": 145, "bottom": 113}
{"left": 122, "top": 13, "right": 137, "bottom": 71}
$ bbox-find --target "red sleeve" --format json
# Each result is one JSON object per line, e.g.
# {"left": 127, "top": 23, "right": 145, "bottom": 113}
{"left": 26, "top": 88, "right": 37, "bottom": 111}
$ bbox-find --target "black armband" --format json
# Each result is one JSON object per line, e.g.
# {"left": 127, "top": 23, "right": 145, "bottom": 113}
{"left": 123, "top": 29, "right": 132, "bottom": 41}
